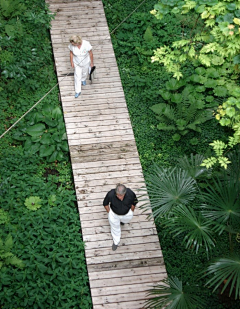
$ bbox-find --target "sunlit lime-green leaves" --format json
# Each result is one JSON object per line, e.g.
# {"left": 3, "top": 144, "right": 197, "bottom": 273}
{"left": 24, "top": 196, "right": 42, "bottom": 210}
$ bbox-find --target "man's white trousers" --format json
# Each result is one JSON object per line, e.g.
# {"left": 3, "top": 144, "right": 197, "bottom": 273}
{"left": 108, "top": 208, "right": 133, "bottom": 245}
{"left": 74, "top": 63, "right": 89, "bottom": 93}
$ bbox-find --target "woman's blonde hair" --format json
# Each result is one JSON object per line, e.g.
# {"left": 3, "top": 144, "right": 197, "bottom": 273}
{"left": 69, "top": 35, "right": 82, "bottom": 44}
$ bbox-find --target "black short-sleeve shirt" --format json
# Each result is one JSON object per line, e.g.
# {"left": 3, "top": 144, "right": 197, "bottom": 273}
{"left": 103, "top": 188, "right": 138, "bottom": 215}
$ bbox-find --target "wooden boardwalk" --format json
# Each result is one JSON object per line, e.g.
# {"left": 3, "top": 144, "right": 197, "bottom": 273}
{"left": 46, "top": 0, "right": 167, "bottom": 308}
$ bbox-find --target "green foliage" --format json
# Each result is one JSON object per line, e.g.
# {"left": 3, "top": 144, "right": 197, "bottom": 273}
{"left": 150, "top": 78, "right": 215, "bottom": 140}
{"left": 0, "top": 0, "right": 91, "bottom": 307}
{"left": 12, "top": 104, "right": 69, "bottom": 162}
{"left": 103, "top": 1, "right": 240, "bottom": 308}
{"left": 24, "top": 196, "right": 42, "bottom": 211}
{"left": 0, "top": 209, "right": 10, "bottom": 225}
{"left": 145, "top": 276, "right": 206, "bottom": 309}
{"left": 177, "top": 153, "right": 209, "bottom": 180}
{"left": 0, "top": 147, "right": 92, "bottom": 308}
{"left": 141, "top": 165, "right": 197, "bottom": 218}
{"left": 0, "top": 234, "right": 25, "bottom": 270}
{"left": 205, "top": 257, "right": 240, "bottom": 300}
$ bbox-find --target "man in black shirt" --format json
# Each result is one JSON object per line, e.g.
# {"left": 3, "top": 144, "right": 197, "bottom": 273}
{"left": 103, "top": 184, "right": 138, "bottom": 251}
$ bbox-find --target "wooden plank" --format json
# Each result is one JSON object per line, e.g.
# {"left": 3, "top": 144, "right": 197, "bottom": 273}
{"left": 91, "top": 283, "right": 158, "bottom": 297}
{"left": 90, "top": 272, "right": 166, "bottom": 289}
{"left": 89, "top": 265, "right": 164, "bottom": 281}
{"left": 86, "top": 250, "right": 163, "bottom": 265}
{"left": 87, "top": 257, "right": 165, "bottom": 273}
{"left": 93, "top": 300, "right": 146, "bottom": 309}
{"left": 83, "top": 228, "right": 158, "bottom": 243}
{"left": 91, "top": 292, "right": 150, "bottom": 306}
{"left": 84, "top": 235, "right": 160, "bottom": 250}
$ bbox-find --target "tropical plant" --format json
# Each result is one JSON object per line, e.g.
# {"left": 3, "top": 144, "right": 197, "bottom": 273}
{"left": 140, "top": 164, "right": 197, "bottom": 219}
{"left": 150, "top": 0, "right": 240, "bottom": 79}
{"left": 150, "top": 65, "right": 235, "bottom": 140}
{"left": 141, "top": 153, "right": 240, "bottom": 305}
{"left": 201, "top": 90, "right": 240, "bottom": 169}
{"left": 12, "top": 103, "right": 69, "bottom": 162}
{"left": 177, "top": 153, "right": 209, "bottom": 180}
{"left": 145, "top": 276, "right": 206, "bottom": 309}
{"left": 205, "top": 257, "right": 240, "bottom": 300}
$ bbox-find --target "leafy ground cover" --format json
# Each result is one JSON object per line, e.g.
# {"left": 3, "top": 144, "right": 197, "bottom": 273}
{"left": 102, "top": 0, "right": 240, "bottom": 308}
{"left": 0, "top": 0, "right": 92, "bottom": 308}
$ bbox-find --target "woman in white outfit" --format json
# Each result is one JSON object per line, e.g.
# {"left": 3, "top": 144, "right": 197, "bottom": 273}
{"left": 68, "top": 35, "right": 94, "bottom": 98}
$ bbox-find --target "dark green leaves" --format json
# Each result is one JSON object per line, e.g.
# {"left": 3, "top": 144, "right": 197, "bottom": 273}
{"left": 141, "top": 166, "right": 197, "bottom": 218}
{"left": 145, "top": 276, "right": 206, "bottom": 309}
{"left": 205, "top": 258, "right": 240, "bottom": 300}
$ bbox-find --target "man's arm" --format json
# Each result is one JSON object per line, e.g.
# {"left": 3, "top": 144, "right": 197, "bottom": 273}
{"left": 104, "top": 205, "right": 110, "bottom": 213}
{"left": 131, "top": 205, "right": 135, "bottom": 212}
{"left": 103, "top": 191, "right": 111, "bottom": 213}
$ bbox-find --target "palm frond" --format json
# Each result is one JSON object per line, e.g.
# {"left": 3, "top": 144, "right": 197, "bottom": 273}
{"left": 140, "top": 166, "right": 197, "bottom": 219}
{"left": 145, "top": 277, "right": 206, "bottom": 309}
{"left": 204, "top": 257, "right": 240, "bottom": 300}
{"left": 200, "top": 174, "right": 240, "bottom": 227}
{"left": 164, "top": 205, "right": 216, "bottom": 257}
{"left": 177, "top": 153, "right": 210, "bottom": 180}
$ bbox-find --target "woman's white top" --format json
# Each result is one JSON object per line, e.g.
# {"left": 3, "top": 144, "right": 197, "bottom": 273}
{"left": 68, "top": 40, "right": 92, "bottom": 67}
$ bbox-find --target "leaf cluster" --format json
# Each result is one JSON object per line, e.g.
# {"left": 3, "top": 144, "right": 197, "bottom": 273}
{"left": 12, "top": 103, "right": 69, "bottom": 162}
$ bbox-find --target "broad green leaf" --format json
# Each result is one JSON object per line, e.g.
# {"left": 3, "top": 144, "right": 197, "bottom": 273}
{"left": 204, "top": 79, "right": 217, "bottom": 88}
{"left": 195, "top": 67, "right": 206, "bottom": 75}
{"left": 225, "top": 107, "right": 236, "bottom": 118}
{"left": 154, "top": 3, "right": 169, "bottom": 15}
{"left": 195, "top": 4, "right": 205, "bottom": 14}
{"left": 166, "top": 78, "right": 186, "bottom": 91}
{"left": 214, "top": 86, "right": 228, "bottom": 97}
{"left": 159, "top": 90, "right": 171, "bottom": 101}
{"left": 52, "top": 132, "right": 62, "bottom": 143}
{"left": 52, "top": 106, "right": 62, "bottom": 119}
{"left": 195, "top": 86, "right": 205, "bottom": 92}
{"left": 39, "top": 132, "right": 52, "bottom": 144}
{"left": 212, "top": 56, "right": 224, "bottom": 66}
{"left": 233, "top": 55, "right": 240, "bottom": 64}
{"left": 61, "top": 141, "right": 69, "bottom": 152}
{"left": 42, "top": 103, "right": 52, "bottom": 116}
{"left": 27, "top": 143, "right": 40, "bottom": 154}
{"left": 39, "top": 144, "right": 55, "bottom": 157}
{"left": 24, "top": 196, "right": 42, "bottom": 211}
{"left": 144, "top": 26, "right": 153, "bottom": 42}
{"left": 56, "top": 151, "right": 64, "bottom": 161}
{"left": 44, "top": 117, "right": 58, "bottom": 127}
{"left": 48, "top": 150, "right": 59, "bottom": 162}
{"left": 227, "top": 3, "right": 236, "bottom": 11}
{"left": 223, "top": 14, "right": 234, "bottom": 24}
{"left": 172, "top": 133, "right": 181, "bottom": 141}
{"left": 5, "top": 25, "right": 15, "bottom": 37}
{"left": 171, "top": 93, "right": 182, "bottom": 103}
{"left": 4, "top": 234, "right": 13, "bottom": 251}
{"left": 150, "top": 103, "right": 167, "bottom": 115}
{"left": 26, "top": 123, "right": 45, "bottom": 137}
{"left": 206, "top": 96, "right": 214, "bottom": 103}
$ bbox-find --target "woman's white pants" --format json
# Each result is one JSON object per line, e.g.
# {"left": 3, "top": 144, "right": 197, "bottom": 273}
{"left": 74, "top": 63, "right": 89, "bottom": 93}
{"left": 108, "top": 208, "right": 133, "bottom": 245}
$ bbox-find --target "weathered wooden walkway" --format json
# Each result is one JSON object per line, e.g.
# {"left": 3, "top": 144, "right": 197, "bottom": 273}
{"left": 46, "top": 0, "right": 167, "bottom": 308}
